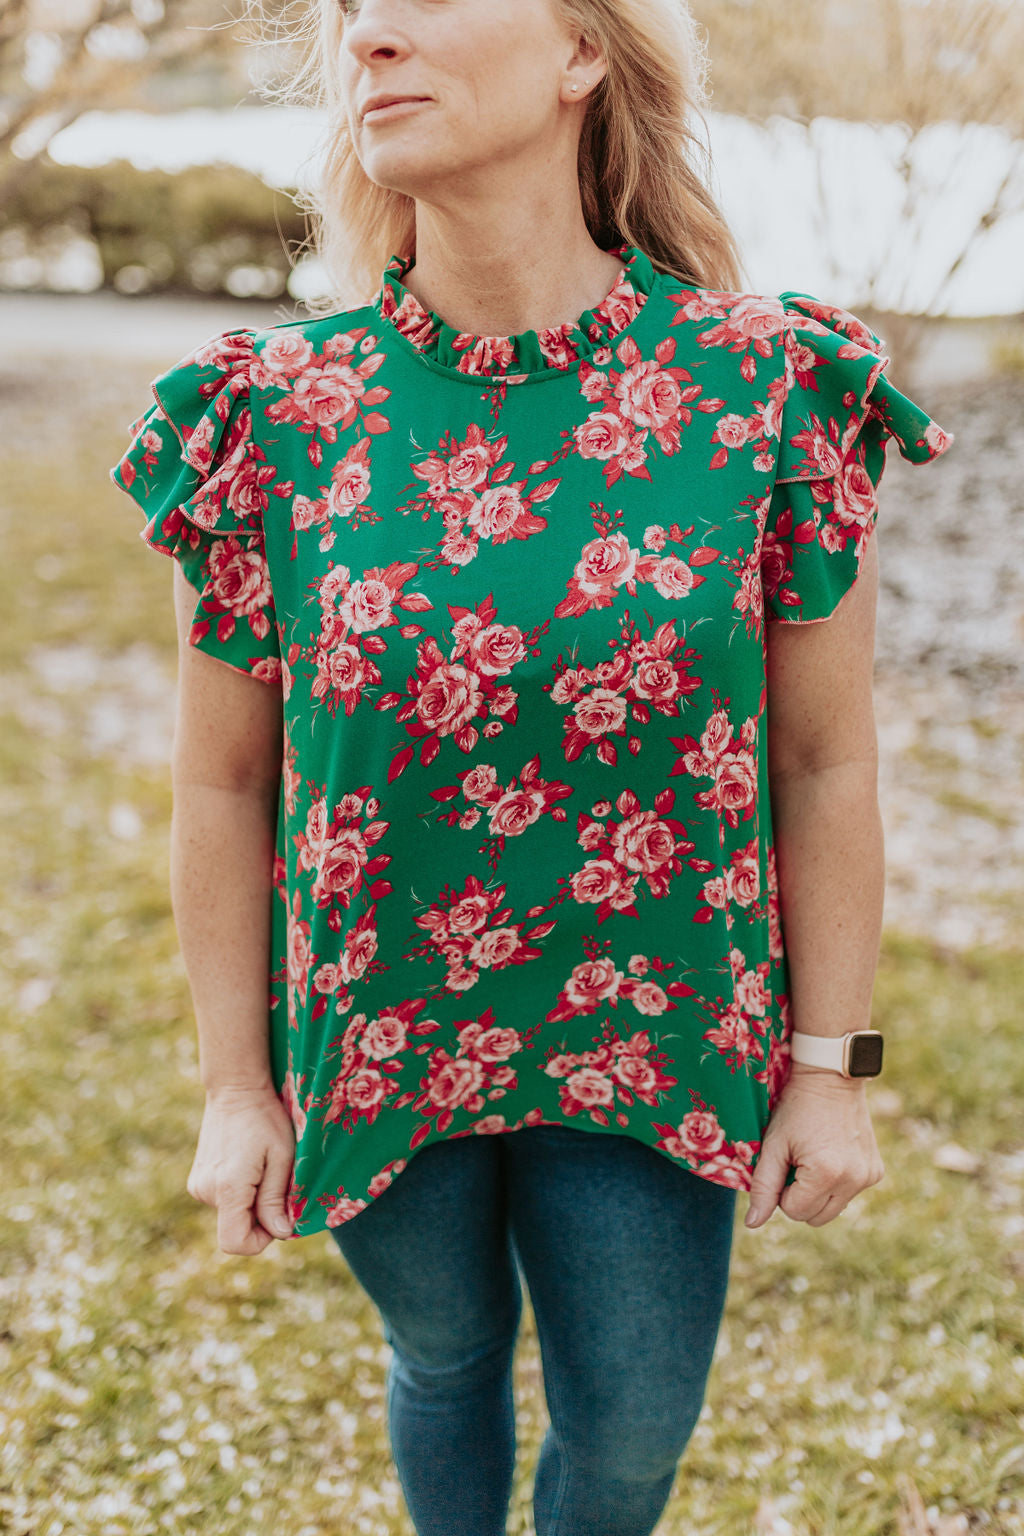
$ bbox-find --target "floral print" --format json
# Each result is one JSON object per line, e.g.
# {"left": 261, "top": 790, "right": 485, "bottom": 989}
{"left": 110, "top": 242, "right": 954, "bottom": 1237}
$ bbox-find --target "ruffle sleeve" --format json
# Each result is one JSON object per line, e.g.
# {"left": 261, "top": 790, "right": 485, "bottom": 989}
{"left": 760, "top": 291, "right": 956, "bottom": 625}
{"left": 109, "top": 328, "right": 282, "bottom": 683}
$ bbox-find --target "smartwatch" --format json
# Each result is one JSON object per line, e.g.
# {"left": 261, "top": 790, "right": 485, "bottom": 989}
{"left": 789, "top": 1029, "right": 884, "bottom": 1078}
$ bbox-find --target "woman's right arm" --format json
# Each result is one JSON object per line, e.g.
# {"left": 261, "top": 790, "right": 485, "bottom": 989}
{"left": 169, "top": 562, "right": 296, "bottom": 1252}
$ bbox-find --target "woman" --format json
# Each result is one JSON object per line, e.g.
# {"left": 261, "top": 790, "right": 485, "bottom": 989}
{"left": 110, "top": 1, "right": 955, "bottom": 1532}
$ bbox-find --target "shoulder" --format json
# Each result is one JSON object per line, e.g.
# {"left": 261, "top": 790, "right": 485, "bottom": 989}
{"left": 163, "top": 300, "right": 381, "bottom": 402}
{"left": 651, "top": 272, "right": 880, "bottom": 360}
{"left": 245, "top": 299, "right": 382, "bottom": 388}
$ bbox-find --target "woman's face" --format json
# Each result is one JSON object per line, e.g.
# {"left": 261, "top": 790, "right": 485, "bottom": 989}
{"left": 337, "top": 0, "right": 595, "bottom": 199}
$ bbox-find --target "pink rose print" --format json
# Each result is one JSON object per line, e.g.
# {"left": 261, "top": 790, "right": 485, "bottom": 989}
{"left": 316, "top": 994, "right": 441, "bottom": 1135}
{"left": 545, "top": 936, "right": 696, "bottom": 1026}
{"left": 292, "top": 783, "right": 392, "bottom": 921}
{"left": 289, "top": 435, "right": 376, "bottom": 550}
{"left": 150, "top": 404, "right": 277, "bottom": 543}
{"left": 540, "top": 1013, "right": 679, "bottom": 1129}
{"left": 279, "top": 1065, "right": 312, "bottom": 1139}
{"left": 756, "top": 494, "right": 811, "bottom": 617}
{"left": 282, "top": 731, "right": 301, "bottom": 817}
{"left": 663, "top": 290, "right": 803, "bottom": 469}
{"left": 253, "top": 332, "right": 316, "bottom": 382}
{"left": 763, "top": 1020, "right": 795, "bottom": 1102}
{"left": 271, "top": 885, "right": 315, "bottom": 1033}
{"left": 303, "top": 558, "right": 434, "bottom": 719}
{"left": 669, "top": 689, "right": 759, "bottom": 846}
{"left": 421, "top": 751, "right": 575, "bottom": 871}
{"left": 187, "top": 533, "right": 275, "bottom": 649}
{"left": 691, "top": 943, "right": 774, "bottom": 1074}
{"left": 322, "top": 1191, "right": 371, "bottom": 1225}
{"left": 669, "top": 289, "right": 785, "bottom": 363}
{"left": 553, "top": 502, "right": 720, "bottom": 620}
{"left": 375, "top": 591, "right": 546, "bottom": 782}
{"left": 262, "top": 324, "right": 392, "bottom": 467}
{"left": 697, "top": 836, "right": 763, "bottom": 927}
{"left": 396, "top": 420, "right": 561, "bottom": 571}
{"left": 766, "top": 844, "right": 784, "bottom": 965}
{"left": 528, "top": 784, "right": 695, "bottom": 925}
{"left": 653, "top": 1090, "right": 759, "bottom": 1190}
{"left": 718, "top": 487, "right": 783, "bottom": 641}
{"left": 308, "top": 906, "right": 384, "bottom": 1019}
{"left": 781, "top": 394, "right": 848, "bottom": 481}
{"left": 405, "top": 872, "right": 556, "bottom": 998}
{"left": 391, "top": 1003, "right": 541, "bottom": 1143}
{"left": 547, "top": 608, "right": 703, "bottom": 767}
{"left": 528, "top": 329, "right": 709, "bottom": 488}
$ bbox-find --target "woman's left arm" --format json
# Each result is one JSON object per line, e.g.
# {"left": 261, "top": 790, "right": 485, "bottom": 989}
{"left": 746, "top": 529, "right": 888, "bottom": 1230}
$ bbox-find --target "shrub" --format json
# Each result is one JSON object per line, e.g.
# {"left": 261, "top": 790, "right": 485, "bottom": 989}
{"left": 0, "top": 154, "right": 309, "bottom": 296}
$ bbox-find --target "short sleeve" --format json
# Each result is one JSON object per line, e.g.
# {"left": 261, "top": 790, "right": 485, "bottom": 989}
{"left": 109, "top": 328, "right": 282, "bottom": 682}
{"left": 760, "top": 291, "right": 956, "bottom": 625}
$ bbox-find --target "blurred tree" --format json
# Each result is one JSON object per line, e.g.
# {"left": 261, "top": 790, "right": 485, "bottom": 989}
{"left": 691, "top": 0, "right": 1024, "bottom": 134}
{"left": 689, "top": 0, "right": 1024, "bottom": 350}
{"left": 0, "top": 0, "right": 288, "bottom": 204}
{"left": 1, "top": 155, "right": 308, "bottom": 293}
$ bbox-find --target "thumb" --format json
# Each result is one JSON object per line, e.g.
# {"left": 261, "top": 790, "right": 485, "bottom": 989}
{"left": 745, "top": 1138, "right": 791, "bottom": 1228}
{"left": 256, "top": 1146, "right": 295, "bottom": 1238}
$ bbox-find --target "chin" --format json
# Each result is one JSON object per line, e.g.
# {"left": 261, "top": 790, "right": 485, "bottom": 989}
{"left": 363, "top": 148, "right": 467, "bottom": 198}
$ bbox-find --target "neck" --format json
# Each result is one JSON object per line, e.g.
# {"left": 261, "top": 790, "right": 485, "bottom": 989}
{"left": 399, "top": 203, "right": 625, "bottom": 338}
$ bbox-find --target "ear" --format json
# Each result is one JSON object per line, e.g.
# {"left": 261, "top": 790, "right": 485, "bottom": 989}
{"left": 573, "top": 31, "right": 608, "bottom": 86}
{"left": 560, "top": 9, "right": 608, "bottom": 92}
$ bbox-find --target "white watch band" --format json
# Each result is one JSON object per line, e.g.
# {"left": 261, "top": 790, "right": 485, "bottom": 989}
{"left": 789, "top": 1030, "right": 849, "bottom": 1073}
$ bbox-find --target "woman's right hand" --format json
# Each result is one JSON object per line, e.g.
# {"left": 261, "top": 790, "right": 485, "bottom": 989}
{"left": 186, "top": 1085, "right": 297, "bottom": 1255}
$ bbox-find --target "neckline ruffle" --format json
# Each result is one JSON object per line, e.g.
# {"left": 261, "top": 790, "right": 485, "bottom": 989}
{"left": 373, "top": 243, "right": 658, "bottom": 380}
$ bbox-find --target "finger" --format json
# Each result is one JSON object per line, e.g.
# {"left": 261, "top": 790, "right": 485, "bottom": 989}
{"left": 255, "top": 1146, "right": 296, "bottom": 1240}
{"left": 217, "top": 1174, "right": 265, "bottom": 1254}
{"left": 745, "top": 1143, "right": 791, "bottom": 1227}
{"left": 219, "top": 1199, "right": 273, "bottom": 1255}
{"left": 778, "top": 1164, "right": 845, "bottom": 1223}
{"left": 806, "top": 1191, "right": 850, "bottom": 1228}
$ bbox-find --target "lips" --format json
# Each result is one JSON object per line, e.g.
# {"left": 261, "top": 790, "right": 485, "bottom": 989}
{"left": 362, "top": 96, "right": 429, "bottom": 118}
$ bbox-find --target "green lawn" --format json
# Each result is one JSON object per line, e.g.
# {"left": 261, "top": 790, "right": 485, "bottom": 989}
{"left": 0, "top": 355, "right": 1021, "bottom": 1536}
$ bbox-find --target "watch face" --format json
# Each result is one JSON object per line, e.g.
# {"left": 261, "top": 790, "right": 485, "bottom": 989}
{"left": 849, "top": 1033, "right": 884, "bottom": 1077}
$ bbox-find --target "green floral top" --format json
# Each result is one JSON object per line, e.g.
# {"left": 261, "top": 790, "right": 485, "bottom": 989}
{"left": 110, "top": 243, "right": 955, "bottom": 1239}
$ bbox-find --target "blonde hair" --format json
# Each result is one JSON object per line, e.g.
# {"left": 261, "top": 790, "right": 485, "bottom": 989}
{"left": 246, "top": 0, "right": 747, "bottom": 314}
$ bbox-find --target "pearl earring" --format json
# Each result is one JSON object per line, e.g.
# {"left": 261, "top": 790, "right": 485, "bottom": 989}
{"left": 571, "top": 84, "right": 578, "bottom": 92}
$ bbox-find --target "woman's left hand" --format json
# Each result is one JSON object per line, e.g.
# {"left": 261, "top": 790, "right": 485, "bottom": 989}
{"left": 744, "top": 1067, "right": 886, "bottom": 1229}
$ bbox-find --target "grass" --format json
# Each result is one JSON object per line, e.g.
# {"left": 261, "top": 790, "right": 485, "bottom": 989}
{"left": 0, "top": 356, "right": 1021, "bottom": 1536}
{"left": 988, "top": 337, "right": 1024, "bottom": 377}
{"left": 931, "top": 789, "right": 1016, "bottom": 828}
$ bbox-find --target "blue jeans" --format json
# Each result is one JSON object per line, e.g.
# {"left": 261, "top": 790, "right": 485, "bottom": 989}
{"left": 328, "top": 1122, "right": 738, "bottom": 1536}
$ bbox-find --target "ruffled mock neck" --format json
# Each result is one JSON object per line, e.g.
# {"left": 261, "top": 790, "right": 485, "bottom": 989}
{"left": 372, "top": 243, "right": 658, "bottom": 380}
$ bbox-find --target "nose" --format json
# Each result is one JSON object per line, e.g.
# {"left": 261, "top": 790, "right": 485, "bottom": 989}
{"left": 341, "top": 0, "right": 411, "bottom": 68}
